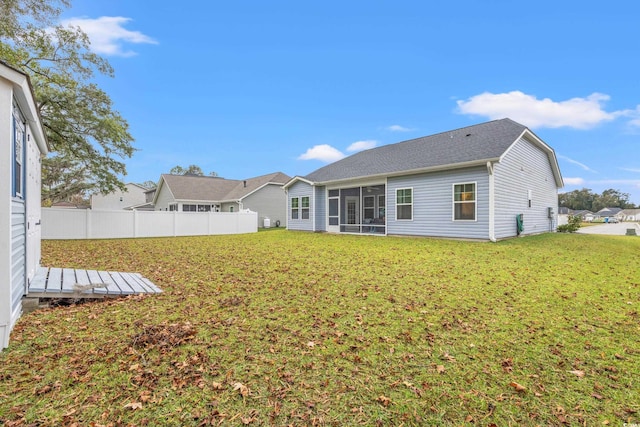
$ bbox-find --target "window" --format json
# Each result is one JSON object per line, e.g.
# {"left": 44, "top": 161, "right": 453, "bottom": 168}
{"left": 453, "top": 183, "right": 476, "bottom": 220}
{"left": 229, "top": 206, "right": 234, "bottom": 213}
{"left": 396, "top": 188, "right": 412, "bottom": 220}
{"left": 328, "top": 192, "right": 339, "bottom": 226}
{"left": 182, "top": 204, "right": 196, "bottom": 212}
{"left": 169, "top": 203, "right": 178, "bottom": 211}
{"left": 12, "top": 101, "right": 25, "bottom": 198}
{"left": 291, "top": 197, "right": 299, "bottom": 219}
{"left": 364, "top": 196, "right": 375, "bottom": 220}
{"left": 301, "top": 196, "right": 310, "bottom": 219}
{"left": 377, "top": 195, "right": 386, "bottom": 219}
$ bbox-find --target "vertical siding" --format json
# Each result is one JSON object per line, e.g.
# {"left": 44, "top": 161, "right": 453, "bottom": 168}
{"left": 494, "top": 137, "right": 559, "bottom": 239}
{"left": 242, "top": 184, "right": 287, "bottom": 228}
{"left": 387, "top": 166, "right": 490, "bottom": 239}
{"left": 315, "top": 186, "right": 326, "bottom": 231}
{"left": 11, "top": 200, "right": 26, "bottom": 318}
{"left": 287, "top": 181, "right": 314, "bottom": 231}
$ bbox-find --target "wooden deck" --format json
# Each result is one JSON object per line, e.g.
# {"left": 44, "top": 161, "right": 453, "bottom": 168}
{"left": 28, "top": 266, "right": 162, "bottom": 299}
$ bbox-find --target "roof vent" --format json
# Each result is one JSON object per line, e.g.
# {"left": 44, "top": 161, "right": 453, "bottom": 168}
{"left": 466, "top": 133, "right": 472, "bottom": 137}
{"left": 243, "top": 180, "right": 247, "bottom": 188}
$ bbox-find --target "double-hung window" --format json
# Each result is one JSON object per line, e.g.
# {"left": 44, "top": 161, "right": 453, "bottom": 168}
{"left": 291, "top": 197, "right": 299, "bottom": 219}
{"left": 453, "top": 183, "right": 476, "bottom": 220}
{"left": 301, "top": 196, "right": 310, "bottom": 219}
{"left": 396, "top": 188, "right": 413, "bottom": 220}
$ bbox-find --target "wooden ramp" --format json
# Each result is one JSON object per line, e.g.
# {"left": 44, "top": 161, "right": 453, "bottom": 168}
{"left": 28, "top": 266, "right": 162, "bottom": 299}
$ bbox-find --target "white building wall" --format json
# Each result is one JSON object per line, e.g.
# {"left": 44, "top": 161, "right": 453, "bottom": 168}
{"left": 91, "top": 183, "right": 147, "bottom": 210}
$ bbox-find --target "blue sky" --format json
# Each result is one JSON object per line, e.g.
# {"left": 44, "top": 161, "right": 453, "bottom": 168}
{"left": 61, "top": 1, "right": 640, "bottom": 204}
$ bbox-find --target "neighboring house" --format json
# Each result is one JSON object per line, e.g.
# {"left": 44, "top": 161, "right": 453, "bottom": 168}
{"left": 570, "top": 209, "right": 593, "bottom": 221}
{"left": 153, "top": 172, "right": 291, "bottom": 227}
{"left": 619, "top": 208, "right": 640, "bottom": 221}
{"left": 284, "top": 119, "right": 563, "bottom": 241}
{"left": 1, "top": 62, "right": 48, "bottom": 349}
{"left": 90, "top": 183, "right": 150, "bottom": 210}
{"left": 593, "top": 207, "right": 623, "bottom": 220}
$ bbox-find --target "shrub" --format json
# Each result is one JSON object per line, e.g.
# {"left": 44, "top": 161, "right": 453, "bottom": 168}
{"left": 557, "top": 215, "right": 582, "bottom": 233}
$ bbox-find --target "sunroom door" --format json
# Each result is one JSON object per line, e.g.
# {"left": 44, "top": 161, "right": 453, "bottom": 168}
{"left": 327, "top": 194, "right": 339, "bottom": 233}
{"left": 345, "top": 196, "right": 360, "bottom": 232}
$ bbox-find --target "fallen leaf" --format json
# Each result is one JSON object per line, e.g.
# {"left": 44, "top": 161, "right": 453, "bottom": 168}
{"left": 307, "top": 341, "right": 315, "bottom": 348}
{"left": 591, "top": 392, "right": 604, "bottom": 400}
{"left": 124, "top": 401, "right": 143, "bottom": 410}
{"left": 212, "top": 381, "right": 224, "bottom": 390}
{"left": 233, "top": 382, "right": 249, "bottom": 397}
{"left": 376, "top": 395, "right": 391, "bottom": 407}
{"left": 509, "top": 382, "right": 526, "bottom": 393}
{"left": 569, "top": 370, "right": 585, "bottom": 378}
{"left": 436, "top": 365, "right": 446, "bottom": 373}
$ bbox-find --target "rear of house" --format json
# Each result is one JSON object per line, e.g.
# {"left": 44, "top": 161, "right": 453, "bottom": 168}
{"left": 285, "top": 119, "right": 563, "bottom": 241}
{"left": 1, "top": 63, "right": 48, "bottom": 349}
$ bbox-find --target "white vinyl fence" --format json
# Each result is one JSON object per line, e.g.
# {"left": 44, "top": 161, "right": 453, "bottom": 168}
{"left": 42, "top": 208, "right": 257, "bottom": 240}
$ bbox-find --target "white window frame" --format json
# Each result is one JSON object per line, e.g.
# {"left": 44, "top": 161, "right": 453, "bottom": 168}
{"left": 291, "top": 197, "right": 299, "bottom": 220}
{"left": 396, "top": 188, "right": 413, "bottom": 221}
{"left": 13, "top": 101, "right": 25, "bottom": 199}
{"left": 301, "top": 196, "right": 310, "bottom": 220}
{"left": 452, "top": 182, "right": 477, "bottom": 221}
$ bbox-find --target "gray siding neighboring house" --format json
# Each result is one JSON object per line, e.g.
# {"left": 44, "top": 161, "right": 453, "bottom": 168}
{"left": 90, "top": 183, "right": 150, "bottom": 210}
{"left": 153, "top": 172, "right": 290, "bottom": 228}
{"left": 284, "top": 119, "right": 563, "bottom": 240}
{"left": 1, "top": 62, "right": 48, "bottom": 349}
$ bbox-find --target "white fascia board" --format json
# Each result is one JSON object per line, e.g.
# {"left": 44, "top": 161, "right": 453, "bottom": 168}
{"left": 283, "top": 176, "right": 315, "bottom": 189}
{"left": 0, "top": 63, "right": 48, "bottom": 154}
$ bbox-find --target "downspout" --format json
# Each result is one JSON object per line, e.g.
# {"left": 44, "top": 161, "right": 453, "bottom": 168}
{"left": 487, "top": 161, "right": 496, "bottom": 242}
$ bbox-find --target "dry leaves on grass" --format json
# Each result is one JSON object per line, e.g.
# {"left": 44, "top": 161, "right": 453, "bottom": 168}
{"left": 130, "top": 321, "right": 196, "bottom": 350}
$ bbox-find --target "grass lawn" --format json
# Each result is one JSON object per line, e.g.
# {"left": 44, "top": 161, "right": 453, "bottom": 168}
{"left": 1, "top": 230, "right": 638, "bottom": 426}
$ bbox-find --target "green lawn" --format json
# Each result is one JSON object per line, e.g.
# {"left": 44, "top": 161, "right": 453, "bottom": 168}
{"left": 1, "top": 230, "right": 638, "bottom": 426}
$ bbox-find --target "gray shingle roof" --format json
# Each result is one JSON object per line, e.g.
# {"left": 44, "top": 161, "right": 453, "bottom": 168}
{"left": 160, "top": 172, "right": 290, "bottom": 202}
{"left": 304, "top": 119, "right": 530, "bottom": 183}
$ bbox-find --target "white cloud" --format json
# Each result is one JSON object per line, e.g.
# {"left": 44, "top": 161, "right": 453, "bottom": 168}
{"left": 456, "top": 91, "right": 621, "bottom": 129}
{"left": 564, "top": 177, "right": 585, "bottom": 186}
{"left": 298, "top": 144, "right": 345, "bottom": 162}
{"left": 347, "top": 140, "right": 377, "bottom": 152}
{"left": 61, "top": 16, "right": 157, "bottom": 57}
{"left": 387, "top": 125, "right": 412, "bottom": 132}
{"left": 620, "top": 167, "right": 640, "bottom": 173}
{"left": 557, "top": 155, "right": 598, "bottom": 173}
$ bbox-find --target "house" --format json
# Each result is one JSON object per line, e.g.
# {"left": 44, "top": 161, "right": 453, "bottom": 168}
{"left": 284, "top": 119, "right": 563, "bottom": 241}
{"left": 593, "top": 207, "right": 623, "bottom": 221}
{"left": 153, "top": 172, "right": 291, "bottom": 227}
{"left": 620, "top": 208, "right": 640, "bottom": 222}
{"left": 90, "top": 182, "right": 151, "bottom": 210}
{"left": 1, "top": 62, "right": 48, "bottom": 349}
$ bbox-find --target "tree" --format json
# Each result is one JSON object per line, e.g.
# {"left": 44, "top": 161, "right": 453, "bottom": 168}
{"left": 1, "top": 0, "right": 135, "bottom": 203}
{"left": 169, "top": 165, "right": 218, "bottom": 177}
{"left": 138, "top": 180, "right": 157, "bottom": 189}
{"left": 560, "top": 188, "right": 636, "bottom": 211}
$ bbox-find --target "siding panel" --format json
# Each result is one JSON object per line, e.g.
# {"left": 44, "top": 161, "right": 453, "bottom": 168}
{"left": 494, "top": 137, "right": 559, "bottom": 239}
{"left": 287, "top": 181, "right": 314, "bottom": 231}
{"left": 387, "top": 166, "right": 490, "bottom": 239}
{"left": 10, "top": 200, "right": 26, "bottom": 318}
{"left": 315, "top": 186, "right": 326, "bottom": 231}
{"left": 242, "top": 184, "right": 287, "bottom": 228}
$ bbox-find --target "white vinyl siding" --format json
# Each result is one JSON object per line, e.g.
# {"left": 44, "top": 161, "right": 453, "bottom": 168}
{"left": 387, "top": 167, "right": 489, "bottom": 239}
{"left": 493, "top": 137, "right": 559, "bottom": 238}
{"left": 314, "top": 186, "right": 326, "bottom": 231}
{"left": 287, "top": 181, "right": 314, "bottom": 231}
{"left": 242, "top": 183, "right": 288, "bottom": 228}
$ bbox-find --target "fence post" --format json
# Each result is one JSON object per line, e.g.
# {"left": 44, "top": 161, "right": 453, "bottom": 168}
{"left": 133, "top": 209, "right": 138, "bottom": 238}
{"left": 173, "top": 211, "right": 177, "bottom": 237}
{"left": 85, "top": 209, "right": 91, "bottom": 239}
